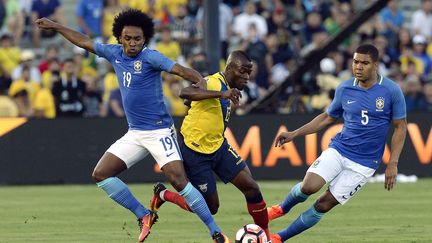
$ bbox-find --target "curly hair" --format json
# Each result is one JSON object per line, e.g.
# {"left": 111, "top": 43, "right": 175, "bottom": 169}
{"left": 112, "top": 9, "right": 154, "bottom": 45}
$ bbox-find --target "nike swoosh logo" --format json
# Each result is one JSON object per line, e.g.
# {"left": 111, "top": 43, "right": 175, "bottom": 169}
{"left": 115, "top": 60, "right": 121, "bottom": 63}
{"left": 347, "top": 100, "right": 356, "bottom": 104}
{"left": 166, "top": 152, "right": 175, "bottom": 157}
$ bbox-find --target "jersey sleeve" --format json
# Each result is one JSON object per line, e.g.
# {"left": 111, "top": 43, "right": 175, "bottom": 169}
{"left": 391, "top": 83, "right": 406, "bottom": 120}
{"left": 76, "top": 0, "right": 85, "bottom": 17}
{"left": 94, "top": 42, "right": 115, "bottom": 61}
{"left": 206, "top": 77, "right": 222, "bottom": 92}
{"left": 146, "top": 49, "right": 176, "bottom": 72}
{"left": 327, "top": 84, "right": 344, "bottom": 118}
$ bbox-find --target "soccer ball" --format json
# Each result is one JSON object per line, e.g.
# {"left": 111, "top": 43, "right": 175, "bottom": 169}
{"left": 235, "top": 224, "right": 268, "bottom": 243}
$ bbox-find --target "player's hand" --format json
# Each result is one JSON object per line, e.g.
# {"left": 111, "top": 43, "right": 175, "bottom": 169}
{"left": 384, "top": 162, "right": 398, "bottom": 191}
{"left": 191, "top": 79, "right": 206, "bottom": 90}
{"left": 35, "top": 18, "right": 58, "bottom": 30}
{"left": 275, "top": 131, "right": 296, "bottom": 147}
{"left": 221, "top": 88, "right": 241, "bottom": 105}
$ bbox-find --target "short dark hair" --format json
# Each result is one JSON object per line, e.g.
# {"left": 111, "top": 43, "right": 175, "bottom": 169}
{"left": 112, "top": 8, "right": 154, "bottom": 45}
{"left": 228, "top": 50, "right": 252, "bottom": 63}
{"left": 355, "top": 44, "right": 379, "bottom": 62}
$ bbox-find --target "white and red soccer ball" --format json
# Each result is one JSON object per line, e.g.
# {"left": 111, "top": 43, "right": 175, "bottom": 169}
{"left": 235, "top": 224, "right": 268, "bottom": 243}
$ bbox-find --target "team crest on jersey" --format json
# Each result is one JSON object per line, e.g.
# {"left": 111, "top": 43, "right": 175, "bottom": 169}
{"left": 375, "top": 97, "right": 385, "bottom": 111}
{"left": 133, "top": 60, "right": 142, "bottom": 72}
{"left": 198, "top": 183, "right": 208, "bottom": 193}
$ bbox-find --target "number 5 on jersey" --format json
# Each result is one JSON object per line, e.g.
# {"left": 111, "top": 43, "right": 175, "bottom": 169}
{"left": 361, "top": 110, "right": 369, "bottom": 125}
{"left": 123, "top": 71, "right": 131, "bottom": 87}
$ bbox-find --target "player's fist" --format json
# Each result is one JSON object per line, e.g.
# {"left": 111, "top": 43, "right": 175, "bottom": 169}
{"left": 35, "top": 18, "right": 58, "bottom": 30}
{"left": 222, "top": 88, "right": 241, "bottom": 105}
{"left": 275, "top": 131, "right": 296, "bottom": 147}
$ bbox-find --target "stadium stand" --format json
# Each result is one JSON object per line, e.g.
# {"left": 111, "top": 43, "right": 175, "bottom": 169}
{"left": 0, "top": 0, "right": 431, "bottom": 118}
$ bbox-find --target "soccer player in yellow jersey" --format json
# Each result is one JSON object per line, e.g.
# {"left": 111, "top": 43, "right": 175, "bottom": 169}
{"left": 150, "top": 50, "right": 271, "bottom": 239}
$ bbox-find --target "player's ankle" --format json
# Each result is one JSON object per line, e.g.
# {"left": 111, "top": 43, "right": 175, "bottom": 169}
{"left": 159, "top": 189, "right": 167, "bottom": 201}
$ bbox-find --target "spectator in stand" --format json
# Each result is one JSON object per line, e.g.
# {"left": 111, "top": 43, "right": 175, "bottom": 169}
{"left": 38, "top": 44, "right": 59, "bottom": 74}
{"left": 300, "top": 30, "right": 329, "bottom": 57}
{"left": 242, "top": 23, "right": 270, "bottom": 90}
{"left": 310, "top": 57, "right": 341, "bottom": 112}
{"left": 379, "top": 0, "right": 404, "bottom": 49}
{"left": 41, "top": 57, "right": 60, "bottom": 90}
{"left": 31, "top": 0, "right": 65, "bottom": 48}
{"left": 11, "top": 87, "right": 33, "bottom": 117}
{"left": 9, "top": 65, "right": 40, "bottom": 105}
{"left": 52, "top": 59, "right": 86, "bottom": 117}
{"left": 411, "top": 35, "right": 432, "bottom": 78}
{"left": 301, "top": 11, "right": 326, "bottom": 46}
{"left": 411, "top": 0, "right": 432, "bottom": 40}
{"left": 172, "top": 4, "right": 199, "bottom": 59}
{"left": 102, "top": 0, "right": 122, "bottom": 42}
{"left": 156, "top": 26, "right": 181, "bottom": 62}
{"left": 1, "top": 0, "right": 25, "bottom": 46}
{"left": 33, "top": 70, "right": 57, "bottom": 119}
{"left": 0, "top": 81, "right": 18, "bottom": 117}
{"left": 0, "top": 33, "right": 21, "bottom": 79}
{"left": 12, "top": 49, "right": 41, "bottom": 84}
{"left": 404, "top": 75, "right": 427, "bottom": 112}
{"left": 0, "top": 1, "right": 5, "bottom": 30}
{"left": 424, "top": 83, "right": 432, "bottom": 111}
{"left": 0, "top": 61, "right": 12, "bottom": 92}
{"left": 196, "top": 2, "right": 233, "bottom": 59}
{"left": 233, "top": 1, "right": 268, "bottom": 40}
{"left": 395, "top": 28, "right": 413, "bottom": 58}
{"left": 82, "top": 73, "right": 102, "bottom": 118}
{"left": 107, "top": 87, "right": 123, "bottom": 117}
{"left": 162, "top": 73, "right": 188, "bottom": 117}
{"left": 76, "top": 0, "right": 103, "bottom": 41}
{"left": 324, "top": 5, "right": 351, "bottom": 48}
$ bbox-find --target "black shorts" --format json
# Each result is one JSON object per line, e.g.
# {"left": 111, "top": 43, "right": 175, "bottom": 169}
{"left": 179, "top": 138, "right": 246, "bottom": 197}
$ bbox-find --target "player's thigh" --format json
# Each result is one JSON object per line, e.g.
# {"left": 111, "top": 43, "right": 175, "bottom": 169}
{"left": 305, "top": 148, "right": 344, "bottom": 188}
{"left": 213, "top": 141, "right": 246, "bottom": 184}
{"left": 180, "top": 142, "right": 217, "bottom": 197}
{"left": 141, "top": 126, "right": 183, "bottom": 169}
{"left": 231, "top": 166, "right": 261, "bottom": 197}
{"left": 92, "top": 152, "right": 127, "bottom": 181}
{"left": 328, "top": 169, "right": 371, "bottom": 205}
{"left": 106, "top": 130, "right": 149, "bottom": 168}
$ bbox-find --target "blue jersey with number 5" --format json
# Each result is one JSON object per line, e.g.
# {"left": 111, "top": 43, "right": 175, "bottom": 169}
{"left": 94, "top": 42, "right": 175, "bottom": 130}
{"left": 327, "top": 75, "right": 406, "bottom": 169}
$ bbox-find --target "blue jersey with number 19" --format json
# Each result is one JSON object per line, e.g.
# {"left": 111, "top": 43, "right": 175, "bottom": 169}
{"left": 94, "top": 43, "right": 175, "bottom": 130}
{"left": 327, "top": 75, "right": 406, "bottom": 169}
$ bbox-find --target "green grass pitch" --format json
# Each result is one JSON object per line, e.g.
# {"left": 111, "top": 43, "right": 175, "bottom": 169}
{"left": 1, "top": 179, "right": 431, "bottom": 243}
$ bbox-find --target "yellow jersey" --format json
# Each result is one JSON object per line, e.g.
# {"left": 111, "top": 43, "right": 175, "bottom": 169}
{"left": 180, "top": 72, "right": 232, "bottom": 154}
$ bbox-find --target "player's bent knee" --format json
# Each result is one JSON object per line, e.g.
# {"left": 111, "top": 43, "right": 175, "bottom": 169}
{"left": 209, "top": 203, "right": 219, "bottom": 215}
{"left": 314, "top": 196, "right": 338, "bottom": 213}
{"left": 166, "top": 173, "right": 188, "bottom": 191}
{"left": 301, "top": 184, "right": 320, "bottom": 195}
{"left": 91, "top": 168, "right": 107, "bottom": 182}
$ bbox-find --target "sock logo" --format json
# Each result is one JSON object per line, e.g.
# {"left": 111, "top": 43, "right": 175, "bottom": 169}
{"left": 198, "top": 183, "right": 208, "bottom": 193}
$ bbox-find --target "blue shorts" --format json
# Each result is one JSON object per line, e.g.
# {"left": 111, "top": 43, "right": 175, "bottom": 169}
{"left": 179, "top": 138, "right": 246, "bottom": 197}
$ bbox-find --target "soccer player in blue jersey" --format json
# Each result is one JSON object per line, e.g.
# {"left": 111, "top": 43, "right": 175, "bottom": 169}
{"left": 148, "top": 51, "right": 271, "bottom": 239}
{"left": 267, "top": 44, "right": 407, "bottom": 243}
{"left": 35, "top": 9, "right": 228, "bottom": 243}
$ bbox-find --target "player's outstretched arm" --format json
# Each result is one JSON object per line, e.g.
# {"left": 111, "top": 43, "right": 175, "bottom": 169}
{"left": 384, "top": 118, "right": 407, "bottom": 191}
{"left": 35, "top": 18, "right": 95, "bottom": 54}
{"left": 170, "top": 63, "right": 205, "bottom": 84}
{"left": 179, "top": 83, "right": 241, "bottom": 105}
{"left": 275, "top": 112, "right": 337, "bottom": 147}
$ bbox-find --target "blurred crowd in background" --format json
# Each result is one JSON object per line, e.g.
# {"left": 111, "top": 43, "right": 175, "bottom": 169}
{"left": 0, "top": 0, "right": 431, "bottom": 119}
